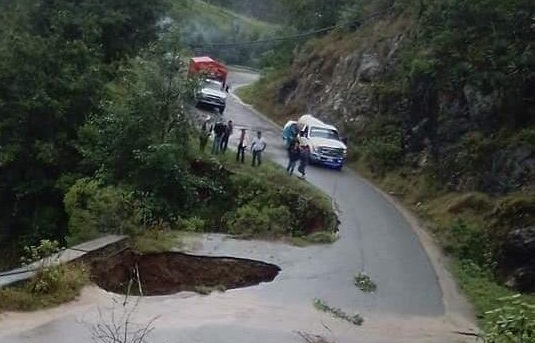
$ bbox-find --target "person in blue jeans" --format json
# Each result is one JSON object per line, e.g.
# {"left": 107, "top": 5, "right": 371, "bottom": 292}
{"left": 286, "top": 136, "right": 301, "bottom": 175}
{"left": 211, "top": 121, "right": 226, "bottom": 154}
{"left": 297, "top": 144, "right": 310, "bottom": 178}
{"left": 250, "top": 131, "right": 267, "bottom": 167}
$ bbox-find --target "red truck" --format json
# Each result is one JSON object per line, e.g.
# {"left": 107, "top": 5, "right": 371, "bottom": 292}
{"left": 188, "top": 56, "right": 228, "bottom": 85}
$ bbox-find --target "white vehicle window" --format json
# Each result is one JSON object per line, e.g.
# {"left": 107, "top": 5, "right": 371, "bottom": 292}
{"left": 309, "top": 127, "right": 339, "bottom": 140}
{"left": 202, "top": 80, "right": 223, "bottom": 91}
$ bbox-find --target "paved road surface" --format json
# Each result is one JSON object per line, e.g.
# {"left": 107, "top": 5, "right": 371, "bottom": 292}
{"left": 0, "top": 70, "right": 476, "bottom": 343}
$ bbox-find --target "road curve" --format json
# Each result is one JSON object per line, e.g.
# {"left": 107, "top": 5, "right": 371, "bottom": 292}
{"left": 0, "top": 70, "right": 476, "bottom": 343}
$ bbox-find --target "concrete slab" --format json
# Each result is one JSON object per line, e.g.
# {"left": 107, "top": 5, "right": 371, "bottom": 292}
{"left": 0, "top": 235, "right": 128, "bottom": 288}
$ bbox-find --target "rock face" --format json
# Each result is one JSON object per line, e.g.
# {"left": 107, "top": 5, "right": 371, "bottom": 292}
{"left": 273, "top": 19, "right": 534, "bottom": 195}
{"left": 503, "top": 227, "right": 535, "bottom": 292}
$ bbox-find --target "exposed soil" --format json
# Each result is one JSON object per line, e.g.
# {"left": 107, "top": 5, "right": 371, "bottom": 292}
{"left": 90, "top": 249, "right": 280, "bottom": 296}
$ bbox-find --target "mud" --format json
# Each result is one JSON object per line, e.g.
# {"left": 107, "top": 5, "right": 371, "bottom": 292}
{"left": 90, "top": 249, "right": 280, "bottom": 296}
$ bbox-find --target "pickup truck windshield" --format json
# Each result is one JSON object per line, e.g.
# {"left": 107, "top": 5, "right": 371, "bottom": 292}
{"left": 309, "top": 127, "right": 339, "bottom": 140}
{"left": 202, "top": 80, "right": 223, "bottom": 91}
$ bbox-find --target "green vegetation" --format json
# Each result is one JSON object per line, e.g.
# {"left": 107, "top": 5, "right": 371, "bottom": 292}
{"left": 0, "top": 240, "right": 89, "bottom": 312}
{"left": 202, "top": 0, "right": 287, "bottom": 23}
{"left": 0, "top": 0, "right": 338, "bottom": 275}
{"left": 313, "top": 298, "right": 364, "bottom": 326}
{"left": 131, "top": 229, "right": 186, "bottom": 254}
{"left": 483, "top": 295, "right": 535, "bottom": 343}
{"left": 171, "top": 0, "right": 281, "bottom": 67}
{"left": 0, "top": 264, "right": 88, "bottom": 312}
{"left": 353, "top": 273, "right": 377, "bottom": 293}
{"left": 234, "top": 0, "right": 535, "bottom": 337}
{"left": 190, "top": 149, "right": 339, "bottom": 242}
{"left": 193, "top": 284, "right": 227, "bottom": 295}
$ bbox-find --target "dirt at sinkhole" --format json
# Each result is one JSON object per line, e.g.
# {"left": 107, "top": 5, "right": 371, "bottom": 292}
{"left": 90, "top": 249, "right": 281, "bottom": 296}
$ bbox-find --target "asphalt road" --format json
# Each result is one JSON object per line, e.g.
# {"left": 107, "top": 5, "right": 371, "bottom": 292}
{"left": 0, "top": 70, "right": 476, "bottom": 343}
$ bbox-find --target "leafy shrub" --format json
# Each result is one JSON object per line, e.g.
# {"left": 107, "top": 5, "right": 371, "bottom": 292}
{"left": 0, "top": 240, "right": 89, "bottom": 311}
{"left": 443, "top": 218, "right": 490, "bottom": 268}
{"left": 484, "top": 295, "right": 535, "bottom": 343}
{"left": 0, "top": 264, "right": 89, "bottom": 311}
{"left": 64, "top": 178, "right": 143, "bottom": 244}
{"left": 230, "top": 172, "right": 338, "bottom": 236}
{"left": 490, "top": 194, "right": 535, "bottom": 231}
{"left": 178, "top": 216, "right": 206, "bottom": 232}
{"left": 446, "top": 192, "right": 493, "bottom": 214}
{"left": 131, "top": 229, "right": 183, "bottom": 254}
{"left": 227, "top": 204, "right": 270, "bottom": 237}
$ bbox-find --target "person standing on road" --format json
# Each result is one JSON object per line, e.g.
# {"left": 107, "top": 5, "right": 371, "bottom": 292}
{"left": 212, "top": 120, "right": 226, "bottom": 154}
{"left": 236, "top": 128, "right": 248, "bottom": 163}
{"left": 250, "top": 131, "right": 267, "bottom": 167}
{"left": 199, "top": 118, "right": 211, "bottom": 153}
{"left": 297, "top": 142, "right": 310, "bottom": 179}
{"left": 220, "top": 120, "right": 233, "bottom": 153}
{"left": 286, "top": 135, "right": 301, "bottom": 176}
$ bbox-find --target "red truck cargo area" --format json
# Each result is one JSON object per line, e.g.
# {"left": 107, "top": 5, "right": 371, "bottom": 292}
{"left": 188, "top": 56, "right": 228, "bottom": 84}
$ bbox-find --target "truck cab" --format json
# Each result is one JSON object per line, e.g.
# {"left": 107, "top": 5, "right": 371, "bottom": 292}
{"left": 196, "top": 79, "right": 227, "bottom": 114}
{"left": 295, "top": 115, "right": 347, "bottom": 170}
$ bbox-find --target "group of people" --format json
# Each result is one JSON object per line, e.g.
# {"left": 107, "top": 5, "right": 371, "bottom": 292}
{"left": 199, "top": 118, "right": 267, "bottom": 167}
{"left": 285, "top": 133, "right": 310, "bottom": 178}
{"left": 199, "top": 119, "right": 233, "bottom": 155}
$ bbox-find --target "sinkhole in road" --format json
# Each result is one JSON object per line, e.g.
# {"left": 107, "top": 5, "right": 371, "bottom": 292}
{"left": 90, "top": 249, "right": 281, "bottom": 296}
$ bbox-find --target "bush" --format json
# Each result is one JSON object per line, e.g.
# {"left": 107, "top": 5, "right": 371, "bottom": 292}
{"left": 178, "top": 216, "right": 206, "bottom": 232}
{"left": 443, "top": 218, "right": 491, "bottom": 268}
{"left": 227, "top": 204, "right": 270, "bottom": 237}
{"left": 484, "top": 295, "right": 535, "bottom": 343}
{"left": 64, "top": 178, "right": 143, "bottom": 244}
{"left": 0, "top": 264, "right": 89, "bottom": 312}
{"left": 0, "top": 240, "right": 89, "bottom": 312}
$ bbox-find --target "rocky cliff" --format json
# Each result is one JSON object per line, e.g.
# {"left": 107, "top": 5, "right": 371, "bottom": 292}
{"left": 273, "top": 15, "right": 534, "bottom": 195}
{"left": 248, "top": 6, "right": 534, "bottom": 291}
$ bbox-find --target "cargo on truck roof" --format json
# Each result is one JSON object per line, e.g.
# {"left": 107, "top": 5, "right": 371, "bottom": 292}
{"left": 188, "top": 56, "right": 228, "bottom": 84}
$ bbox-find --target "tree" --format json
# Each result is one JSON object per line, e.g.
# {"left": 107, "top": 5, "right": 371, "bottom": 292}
{"left": 0, "top": 0, "right": 171, "bottom": 267}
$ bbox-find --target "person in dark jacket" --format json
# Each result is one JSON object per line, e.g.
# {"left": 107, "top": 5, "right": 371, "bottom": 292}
{"left": 220, "top": 120, "right": 233, "bottom": 153}
{"left": 199, "top": 118, "right": 211, "bottom": 152}
{"left": 212, "top": 121, "right": 226, "bottom": 154}
{"left": 286, "top": 135, "right": 301, "bottom": 176}
{"left": 297, "top": 142, "right": 310, "bottom": 179}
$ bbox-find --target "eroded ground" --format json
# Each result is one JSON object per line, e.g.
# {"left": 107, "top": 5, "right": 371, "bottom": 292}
{"left": 0, "top": 69, "right": 479, "bottom": 343}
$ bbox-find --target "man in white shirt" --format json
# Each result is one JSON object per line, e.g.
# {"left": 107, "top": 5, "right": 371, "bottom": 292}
{"left": 250, "top": 131, "right": 267, "bottom": 167}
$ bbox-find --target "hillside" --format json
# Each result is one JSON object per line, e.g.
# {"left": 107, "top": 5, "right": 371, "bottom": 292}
{"left": 239, "top": 0, "right": 535, "bottom": 320}
{"left": 169, "top": 0, "right": 280, "bottom": 66}
{"left": 201, "top": 0, "right": 287, "bottom": 23}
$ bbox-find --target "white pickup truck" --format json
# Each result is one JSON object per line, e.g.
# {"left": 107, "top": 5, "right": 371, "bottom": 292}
{"left": 196, "top": 79, "right": 227, "bottom": 114}
{"left": 283, "top": 114, "right": 347, "bottom": 170}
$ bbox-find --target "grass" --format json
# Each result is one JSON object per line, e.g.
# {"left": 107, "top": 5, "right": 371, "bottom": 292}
{"left": 235, "top": 74, "right": 535, "bottom": 331}
{"left": 202, "top": 143, "right": 334, "bottom": 209}
{"left": 297, "top": 332, "right": 335, "bottom": 343}
{"left": 131, "top": 229, "right": 186, "bottom": 254}
{"left": 175, "top": 0, "right": 276, "bottom": 33}
{"left": 0, "top": 263, "right": 89, "bottom": 312}
{"left": 290, "top": 231, "right": 339, "bottom": 247}
{"left": 353, "top": 273, "right": 377, "bottom": 293}
{"left": 193, "top": 284, "right": 227, "bottom": 295}
{"left": 313, "top": 298, "right": 364, "bottom": 326}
